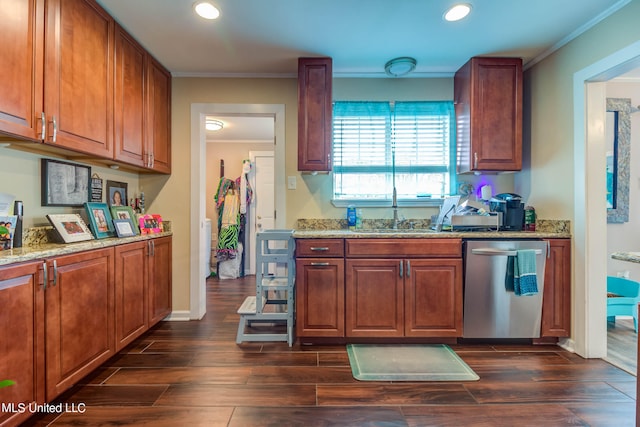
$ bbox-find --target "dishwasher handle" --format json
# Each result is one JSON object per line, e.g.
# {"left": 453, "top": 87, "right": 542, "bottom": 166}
{"left": 471, "top": 248, "right": 543, "bottom": 256}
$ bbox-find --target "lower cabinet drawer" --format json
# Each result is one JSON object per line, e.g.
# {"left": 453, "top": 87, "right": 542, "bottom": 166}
{"left": 346, "top": 238, "right": 462, "bottom": 258}
{"left": 296, "top": 239, "right": 344, "bottom": 257}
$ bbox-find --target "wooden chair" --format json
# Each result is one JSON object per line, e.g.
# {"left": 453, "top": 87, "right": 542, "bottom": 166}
{"left": 607, "top": 276, "right": 640, "bottom": 333}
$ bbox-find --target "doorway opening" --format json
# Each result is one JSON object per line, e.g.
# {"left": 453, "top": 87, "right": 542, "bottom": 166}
{"left": 190, "top": 104, "right": 286, "bottom": 320}
{"left": 574, "top": 40, "right": 640, "bottom": 360}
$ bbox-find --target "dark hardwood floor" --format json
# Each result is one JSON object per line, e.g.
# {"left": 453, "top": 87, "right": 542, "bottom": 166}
{"left": 25, "top": 275, "right": 637, "bottom": 426}
{"left": 606, "top": 317, "right": 637, "bottom": 375}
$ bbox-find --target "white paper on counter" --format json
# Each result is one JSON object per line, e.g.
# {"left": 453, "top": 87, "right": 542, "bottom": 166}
{"left": 0, "top": 193, "right": 15, "bottom": 215}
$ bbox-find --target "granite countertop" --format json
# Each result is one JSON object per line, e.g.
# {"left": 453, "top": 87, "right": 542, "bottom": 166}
{"left": 293, "top": 218, "right": 571, "bottom": 239}
{"left": 0, "top": 231, "right": 172, "bottom": 267}
{"left": 611, "top": 252, "right": 640, "bottom": 264}
{"left": 292, "top": 229, "right": 570, "bottom": 239}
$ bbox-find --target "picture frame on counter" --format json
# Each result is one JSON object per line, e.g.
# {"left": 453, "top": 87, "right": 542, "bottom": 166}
{"left": 84, "top": 202, "right": 115, "bottom": 239}
{"left": 113, "top": 219, "right": 136, "bottom": 237}
{"left": 46, "top": 213, "right": 94, "bottom": 243}
{"left": 139, "top": 213, "right": 163, "bottom": 235}
{"left": 110, "top": 205, "right": 138, "bottom": 235}
{"left": 106, "top": 180, "right": 128, "bottom": 207}
{"left": 0, "top": 215, "right": 18, "bottom": 250}
{"left": 41, "top": 159, "right": 91, "bottom": 207}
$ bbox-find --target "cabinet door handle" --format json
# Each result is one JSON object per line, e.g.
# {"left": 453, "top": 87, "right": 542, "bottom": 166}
{"left": 150, "top": 240, "right": 155, "bottom": 256}
{"left": 310, "top": 262, "right": 330, "bottom": 266}
{"left": 39, "top": 112, "right": 46, "bottom": 140}
{"left": 399, "top": 260, "right": 403, "bottom": 278}
{"left": 150, "top": 153, "right": 154, "bottom": 168}
{"left": 51, "top": 115, "right": 57, "bottom": 143}
{"left": 406, "top": 260, "right": 411, "bottom": 278}
{"left": 42, "top": 261, "right": 48, "bottom": 290}
{"left": 310, "top": 247, "right": 329, "bottom": 251}
{"left": 474, "top": 152, "right": 478, "bottom": 169}
{"left": 52, "top": 260, "right": 58, "bottom": 287}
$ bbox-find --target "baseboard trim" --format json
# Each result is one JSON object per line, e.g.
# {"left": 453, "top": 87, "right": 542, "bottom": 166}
{"left": 163, "top": 310, "right": 191, "bottom": 321}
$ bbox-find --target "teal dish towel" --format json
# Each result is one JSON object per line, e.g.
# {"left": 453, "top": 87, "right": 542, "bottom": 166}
{"left": 514, "top": 249, "right": 538, "bottom": 296}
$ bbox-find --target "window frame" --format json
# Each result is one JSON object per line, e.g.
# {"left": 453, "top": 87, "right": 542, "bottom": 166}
{"left": 331, "top": 100, "right": 456, "bottom": 208}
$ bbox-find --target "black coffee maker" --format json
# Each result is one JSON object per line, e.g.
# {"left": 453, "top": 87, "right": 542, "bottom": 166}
{"left": 489, "top": 193, "right": 524, "bottom": 231}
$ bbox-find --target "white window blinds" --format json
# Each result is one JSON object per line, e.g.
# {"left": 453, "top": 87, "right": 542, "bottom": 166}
{"left": 332, "top": 101, "right": 455, "bottom": 202}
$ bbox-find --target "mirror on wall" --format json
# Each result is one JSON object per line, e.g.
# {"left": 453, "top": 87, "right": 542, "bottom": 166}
{"left": 606, "top": 98, "right": 631, "bottom": 223}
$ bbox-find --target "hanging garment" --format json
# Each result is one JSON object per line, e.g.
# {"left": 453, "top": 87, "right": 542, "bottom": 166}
{"left": 217, "top": 190, "right": 240, "bottom": 261}
{"left": 240, "top": 160, "right": 251, "bottom": 214}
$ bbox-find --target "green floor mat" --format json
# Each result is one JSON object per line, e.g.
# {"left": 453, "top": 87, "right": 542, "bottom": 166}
{"left": 346, "top": 344, "right": 479, "bottom": 381}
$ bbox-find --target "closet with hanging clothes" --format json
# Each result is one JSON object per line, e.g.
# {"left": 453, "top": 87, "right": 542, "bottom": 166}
{"left": 213, "top": 159, "right": 252, "bottom": 279}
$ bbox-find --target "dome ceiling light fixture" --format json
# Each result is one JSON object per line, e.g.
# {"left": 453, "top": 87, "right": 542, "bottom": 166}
{"left": 444, "top": 3, "right": 472, "bottom": 22}
{"left": 193, "top": 1, "right": 220, "bottom": 20}
{"left": 384, "top": 57, "right": 417, "bottom": 77}
{"left": 206, "top": 119, "right": 224, "bottom": 131}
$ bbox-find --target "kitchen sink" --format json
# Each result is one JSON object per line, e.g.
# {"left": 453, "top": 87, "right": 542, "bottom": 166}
{"left": 352, "top": 228, "right": 435, "bottom": 233}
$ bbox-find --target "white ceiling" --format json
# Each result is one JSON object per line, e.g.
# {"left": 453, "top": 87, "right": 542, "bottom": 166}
{"left": 96, "top": 0, "right": 631, "bottom": 78}
{"left": 205, "top": 116, "right": 274, "bottom": 144}
{"left": 95, "top": 0, "right": 637, "bottom": 141}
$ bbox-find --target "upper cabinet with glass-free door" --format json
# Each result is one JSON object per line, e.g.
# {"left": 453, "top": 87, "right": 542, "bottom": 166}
{"left": 454, "top": 57, "right": 523, "bottom": 173}
{"left": 298, "top": 57, "right": 333, "bottom": 172}
{"left": 0, "top": 0, "right": 171, "bottom": 173}
{"left": 0, "top": 0, "right": 114, "bottom": 157}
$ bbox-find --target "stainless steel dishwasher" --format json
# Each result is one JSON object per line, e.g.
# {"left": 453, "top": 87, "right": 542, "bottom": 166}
{"left": 463, "top": 240, "right": 548, "bottom": 338}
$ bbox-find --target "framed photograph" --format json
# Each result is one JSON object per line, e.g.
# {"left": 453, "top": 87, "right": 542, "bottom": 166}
{"left": 113, "top": 219, "right": 136, "bottom": 237}
{"left": 106, "top": 180, "right": 128, "bottom": 207}
{"left": 41, "top": 159, "right": 91, "bottom": 207}
{"left": 84, "top": 202, "right": 115, "bottom": 239}
{"left": 0, "top": 215, "right": 18, "bottom": 250}
{"left": 139, "top": 213, "right": 163, "bottom": 235}
{"left": 46, "top": 214, "right": 94, "bottom": 243}
{"left": 110, "top": 205, "right": 138, "bottom": 235}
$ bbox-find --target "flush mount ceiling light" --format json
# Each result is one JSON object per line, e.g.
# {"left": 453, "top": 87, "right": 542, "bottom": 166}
{"left": 194, "top": 1, "right": 220, "bottom": 20}
{"left": 444, "top": 3, "right": 472, "bottom": 22}
{"left": 206, "top": 119, "right": 223, "bottom": 131}
{"left": 384, "top": 57, "right": 417, "bottom": 77}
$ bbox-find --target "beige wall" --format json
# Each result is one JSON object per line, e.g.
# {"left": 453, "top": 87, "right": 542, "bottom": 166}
{"left": 0, "top": 146, "right": 140, "bottom": 227}
{"left": 523, "top": 0, "right": 640, "bottom": 221}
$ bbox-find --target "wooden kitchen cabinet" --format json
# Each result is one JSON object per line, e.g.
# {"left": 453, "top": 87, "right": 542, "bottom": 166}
{"left": 148, "top": 236, "right": 172, "bottom": 325}
{"left": 114, "top": 23, "right": 147, "bottom": 168}
{"left": 346, "top": 259, "right": 403, "bottom": 337}
{"left": 146, "top": 57, "right": 172, "bottom": 173}
{"left": 541, "top": 239, "right": 571, "bottom": 337}
{"left": 297, "top": 57, "right": 332, "bottom": 172}
{"left": 345, "top": 239, "right": 463, "bottom": 338}
{"left": 405, "top": 258, "right": 462, "bottom": 337}
{"left": 295, "top": 239, "right": 345, "bottom": 338}
{"left": 43, "top": 0, "right": 114, "bottom": 156}
{"left": 114, "top": 25, "right": 171, "bottom": 173}
{"left": 0, "top": 261, "right": 45, "bottom": 427}
{"left": 0, "top": 0, "right": 44, "bottom": 142}
{"left": 454, "top": 57, "right": 523, "bottom": 173}
{"left": 44, "top": 248, "right": 115, "bottom": 401}
{"left": 114, "top": 241, "right": 148, "bottom": 351}
{"left": 0, "top": 0, "right": 171, "bottom": 173}
{"left": 0, "top": 0, "right": 113, "bottom": 155}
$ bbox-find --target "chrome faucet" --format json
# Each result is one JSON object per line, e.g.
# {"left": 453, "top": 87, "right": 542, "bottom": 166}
{"left": 392, "top": 187, "right": 399, "bottom": 229}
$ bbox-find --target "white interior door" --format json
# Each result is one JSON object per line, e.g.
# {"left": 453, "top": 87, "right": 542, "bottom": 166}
{"left": 247, "top": 151, "right": 275, "bottom": 274}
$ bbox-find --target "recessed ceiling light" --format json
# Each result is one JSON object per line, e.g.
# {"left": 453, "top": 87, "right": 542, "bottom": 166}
{"left": 206, "top": 119, "right": 224, "bottom": 131}
{"left": 194, "top": 1, "right": 220, "bottom": 20}
{"left": 444, "top": 4, "right": 472, "bottom": 22}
